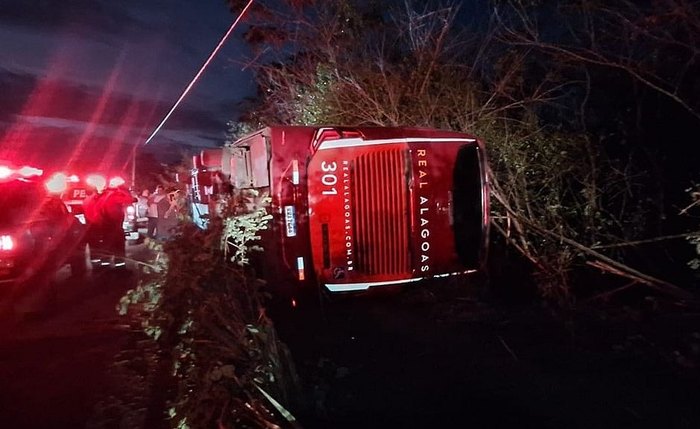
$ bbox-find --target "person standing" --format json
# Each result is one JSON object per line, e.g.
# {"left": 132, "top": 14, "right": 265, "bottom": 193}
{"left": 160, "top": 189, "right": 185, "bottom": 240}
{"left": 147, "top": 185, "right": 166, "bottom": 239}
{"left": 82, "top": 188, "right": 107, "bottom": 266}
{"left": 155, "top": 188, "right": 173, "bottom": 240}
{"left": 100, "top": 185, "right": 135, "bottom": 267}
{"left": 137, "top": 189, "right": 150, "bottom": 219}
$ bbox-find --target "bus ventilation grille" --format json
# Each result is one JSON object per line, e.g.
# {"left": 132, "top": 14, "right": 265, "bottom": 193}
{"left": 352, "top": 148, "right": 411, "bottom": 275}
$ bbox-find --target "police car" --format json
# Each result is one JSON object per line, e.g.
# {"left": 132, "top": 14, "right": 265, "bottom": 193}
{"left": 0, "top": 165, "right": 87, "bottom": 291}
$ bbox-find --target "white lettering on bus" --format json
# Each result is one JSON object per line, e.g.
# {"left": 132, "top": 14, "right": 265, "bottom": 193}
{"left": 417, "top": 149, "right": 430, "bottom": 272}
{"left": 321, "top": 161, "right": 338, "bottom": 195}
{"left": 342, "top": 161, "right": 353, "bottom": 269}
{"left": 319, "top": 160, "right": 354, "bottom": 270}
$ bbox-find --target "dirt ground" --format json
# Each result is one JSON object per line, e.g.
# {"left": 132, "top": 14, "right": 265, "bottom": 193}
{"left": 274, "top": 281, "right": 700, "bottom": 429}
{"left": 66, "top": 262, "right": 699, "bottom": 429}
{"left": 8, "top": 242, "right": 695, "bottom": 429}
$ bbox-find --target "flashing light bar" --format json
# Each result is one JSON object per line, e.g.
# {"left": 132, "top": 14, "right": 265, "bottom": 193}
{"left": 18, "top": 166, "right": 43, "bottom": 177}
{"left": 0, "top": 165, "right": 43, "bottom": 179}
{"left": 109, "top": 176, "right": 125, "bottom": 188}
{"left": 44, "top": 172, "right": 126, "bottom": 191}
{"left": 45, "top": 172, "right": 68, "bottom": 194}
{"left": 86, "top": 174, "right": 107, "bottom": 191}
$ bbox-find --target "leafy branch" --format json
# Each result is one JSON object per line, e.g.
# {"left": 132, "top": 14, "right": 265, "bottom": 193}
{"left": 119, "top": 201, "right": 296, "bottom": 429}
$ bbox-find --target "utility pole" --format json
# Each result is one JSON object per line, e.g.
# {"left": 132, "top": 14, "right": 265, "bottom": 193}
{"left": 131, "top": 145, "right": 136, "bottom": 191}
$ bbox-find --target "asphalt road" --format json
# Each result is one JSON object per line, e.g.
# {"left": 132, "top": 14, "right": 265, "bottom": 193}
{"left": 0, "top": 249, "right": 142, "bottom": 429}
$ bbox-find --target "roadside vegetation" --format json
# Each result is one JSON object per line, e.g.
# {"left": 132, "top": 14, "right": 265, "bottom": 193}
{"left": 118, "top": 198, "right": 299, "bottom": 428}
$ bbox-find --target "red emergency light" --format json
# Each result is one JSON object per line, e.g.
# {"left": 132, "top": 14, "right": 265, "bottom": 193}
{"left": 45, "top": 172, "right": 68, "bottom": 194}
{"left": 0, "top": 234, "right": 15, "bottom": 252}
{"left": 0, "top": 164, "right": 43, "bottom": 180}
{"left": 18, "top": 166, "right": 43, "bottom": 177}
{"left": 43, "top": 172, "right": 126, "bottom": 195}
{"left": 86, "top": 174, "right": 107, "bottom": 191}
{"left": 0, "top": 166, "right": 13, "bottom": 179}
{"left": 109, "top": 176, "right": 125, "bottom": 188}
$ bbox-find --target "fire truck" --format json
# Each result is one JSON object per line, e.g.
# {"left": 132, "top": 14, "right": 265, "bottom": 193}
{"left": 190, "top": 126, "right": 489, "bottom": 301}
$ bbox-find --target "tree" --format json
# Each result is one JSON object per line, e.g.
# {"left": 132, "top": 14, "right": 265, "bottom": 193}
{"left": 227, "top": 0, "right": 698, "bottom": 303}
{"left": 493, "top": 0, "right": 700, "bottom": 120}
{"left": 489, "top": 0, "right": 700, "bottom": 297}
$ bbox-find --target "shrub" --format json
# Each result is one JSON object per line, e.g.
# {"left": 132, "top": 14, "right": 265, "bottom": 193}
{"left": 119, "top": 200, "right": 297, "bottom": 429}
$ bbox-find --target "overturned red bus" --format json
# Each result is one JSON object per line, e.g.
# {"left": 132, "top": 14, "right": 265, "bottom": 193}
{"left": 191, "top": 126, "right": 489, "bottom": 298}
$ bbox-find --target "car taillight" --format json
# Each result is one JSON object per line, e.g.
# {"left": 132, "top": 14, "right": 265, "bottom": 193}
{"left": 0, "top": 235, "right": 15, "bottom": 251}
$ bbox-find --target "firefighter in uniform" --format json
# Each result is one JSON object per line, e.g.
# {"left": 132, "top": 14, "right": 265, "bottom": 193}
{"left": 83, "top": 183, "right": 134, "bottom": 268}
{"left": 82, "top": 188, "right": 108, "bottom": 267}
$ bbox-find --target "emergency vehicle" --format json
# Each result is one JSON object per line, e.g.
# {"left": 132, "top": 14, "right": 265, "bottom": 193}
{"left": 0, "top": 163, "right": 87, "bottom": 290}
{"left": 190, "top": 126, "right": 489, "bottom": 303}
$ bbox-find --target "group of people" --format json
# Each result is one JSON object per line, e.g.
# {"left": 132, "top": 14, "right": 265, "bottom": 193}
{"left": 137, "top": 184, "right": 183, "bottom": 241}
{"left": 82, "top": 184, "right": 134, "bottom": 268}
{"left": 82, "top": 183, "right": 185, "bottom": 268}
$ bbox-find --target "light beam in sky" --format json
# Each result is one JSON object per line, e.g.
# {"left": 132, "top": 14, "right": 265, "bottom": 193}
{"left": 143, "top": 0, "right": 255, "bottom": 146}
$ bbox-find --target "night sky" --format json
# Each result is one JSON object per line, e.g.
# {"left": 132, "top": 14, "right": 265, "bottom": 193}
{"left": 0, "top": 0, "right": 254, "bottom": 173}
